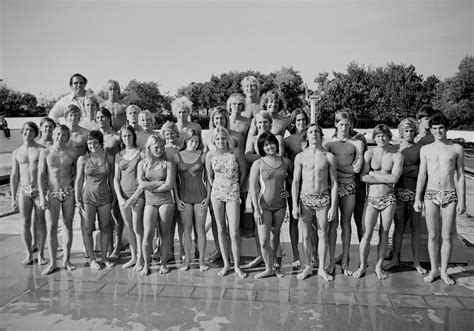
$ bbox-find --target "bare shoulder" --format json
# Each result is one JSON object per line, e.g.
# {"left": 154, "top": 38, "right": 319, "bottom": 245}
{"left": 452, "top": 143, "right": 464, "bottom": 154}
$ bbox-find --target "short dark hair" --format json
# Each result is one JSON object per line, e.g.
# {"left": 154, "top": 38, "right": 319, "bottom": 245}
{"left": 372, "top": 124, "right": 392, "bottom": 140}
{"left": 66, "top": 104, "right": 82, "bottom": 118}
{"left": 257, "top": 132, "right": 279, "bottom": 157}
{"left": 22, "top": 121, "right": 39, "bottom": 137}
{"left": 87, "top": 130, "right": 104, "bottom": 149}
{"left": 97, "top": 107, "right": 113, "bottom": 127}
{"left": 429, "top": 113, "right": 450, "bottom": 129}
{"left": 40, "top": 117, "right": 56, "bottom": 129}
{"left": 69, "top": 73, "right": 88, "bottom": 86}
{"left": 302, "top": 123, "right": 323, "bottom": 142}
{"left": 181, "top": 129, "right": 202, "bottom": 151}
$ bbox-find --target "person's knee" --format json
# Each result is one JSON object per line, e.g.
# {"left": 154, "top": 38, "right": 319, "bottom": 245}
{"left": 442, "top": 231, "right": 453, "bottom": 243}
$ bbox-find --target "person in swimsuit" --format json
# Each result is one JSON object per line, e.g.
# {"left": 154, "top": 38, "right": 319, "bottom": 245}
{"left": 414, "top": 113, "right": 466, "bottom": 285}
{"left": 353, "top": 124, "right": 403, "bottom": 280}
{"left": 162, "top": 121, "right": 181, "bottom": 159}
{"left": 227, "top": 93, "right": 251, "bottom": 143}
{"left": 64, "top": 104, "right": 89, "bottom": 161}
{"left": 37, "top": 117, "right": 56, "bottom": 148}
{"left": 249, "top": 132, "right": 293, "bottom": 278}
{"left": 206, "top": 127, "right": 248, "bottom": 278}
{"left": 114, "top": 125, "right": 145, "bottom": 271}
{"left": 38, "top": 125, "right": 77, "bottom": 274}
{"left": 414, "top": 104, "right": 438, "bottom": 146}
{"left": 204, "top": 106, "right": 243, "bottom": 151}
{"left": 383, "top": 118, "right": 427, "bottom": 274}
{"left": 292, "top": 124, "right": 338, "bottom": 281}
{"left": 96, "top": 108, "right": 123, "bottom": 260}
{"left": 11, "top": 122, "right": 47, "bottom": 265}
{"left": 240, "top": 75, "right": 262, "bottom": 119}
{"left": 172, "top": 96, "right": 202, "bottom": 147}
{"left": 324, "top": 110, "right": 364, "bottom": 276}
{"left": 100, "top": 80, "right": 128, "bottom": 131}
{"left": 125, "top": 105, "right": 142, "bottom": 136}
{"left": 81, "top": 96, "right": 100, "bottom": 131}
{"left": 284, "top": 108, "right": 309, "bottom": 267}
{"left": 130, "top": 135, "right": 176, "bottom": 276}
{"left": 136, "top": 110, "right": 155, "bottom": 148}
{"left": 75, "top": 130, "right": 116, "bottom": 270}
{"left": 173, "top": 130, "right": 210, "bottom": 271}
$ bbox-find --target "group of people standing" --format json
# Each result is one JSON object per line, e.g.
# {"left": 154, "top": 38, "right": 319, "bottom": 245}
{"left": 11, "top": 73, "right": 466, "bottom": 285}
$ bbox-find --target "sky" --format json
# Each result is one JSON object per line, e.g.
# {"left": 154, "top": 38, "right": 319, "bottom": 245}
{"left": 0, "top": 0, "right": 472, "bottom": 101}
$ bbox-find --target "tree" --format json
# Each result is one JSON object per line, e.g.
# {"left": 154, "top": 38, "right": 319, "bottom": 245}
{"left": 0, "top": 86, "right": 44, "bottom": 116}
{"left": 122, "top": 80, "right": 172, "bottom": 114}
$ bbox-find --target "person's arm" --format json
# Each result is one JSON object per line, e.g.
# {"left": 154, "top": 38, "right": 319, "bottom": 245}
{"left": 74, "top": 156, "right": 86, "bottom": 214}
{"left": 107, "top": 154, "right": 116, "bottom": 202}
{"left": 201, "top": 152, "right": 211, "bottom": 211}
{"left": 245, "top": 136, "right": 260, "bottom": 163}
{"left": 291, "top": 154, "right": 302, "bottom": 219}
{"left": 172, "top": 154, "right": 185, "bottom": 211}
{"left": 38, "top": 150, "right": 48, "bottom": 210}
{"left": 247, "top": 118, "right": 257, "bottom": 138}
{"left": 154, "top": 161, "right": 176, "bottom": 192}
{"left": 235, "top": 148, "right": 248, "bottom": 188}
{"left": 249, "top": 161, "right": 262, "bottom": 224}
{"left": 136, "top": 161, "right": 164, "bottom": 191}
{"left": 368, "top": 153, "right": 404, "bottom": 184}
{"left": 414, "top": 147, "right": 428, "bottom": 212}
{"left": 284, "top": 157, "right": 294, "bottom": 197}
{"left": 327, "top": 153, "right": 339, "bottom": 222}
{"left": 205, "top": 152, "right": 215, "bottom": 189}
{"left": 10, "top": 151, "right": 19, "bottom": 210}
{"left": 113, "top": 154, "right": 126, "bottom": 206}
{"left": 277, "top": 135, "right": 284, "bottom": 157}
{"left": 359, "top": 151, "right": 372, "bottom": 183}
{"left": 455, "top": 145, "right": 466, "bottom": 215}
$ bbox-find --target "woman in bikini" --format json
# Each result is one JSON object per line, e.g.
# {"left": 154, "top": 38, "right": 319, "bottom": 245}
{"left": 113, "top": 125, "right": 145, "bottom": 271}
{"left": 173, "top": 129, "right": 210, "bottom": 271}
{"left": 75, "top": 130, "right": 116, "bottom": 270}
{"left": 206, "top": 127, "right": 248, "bottom": 278}
{"left": 129, "top": 135, "right": 176, "bottom": 276}
{"left": 249, "top": 132, "right": 292, "bottom": 278}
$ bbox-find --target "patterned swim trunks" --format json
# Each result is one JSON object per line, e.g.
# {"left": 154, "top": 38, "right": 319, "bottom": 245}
{"left": 395, "top": 188, "right": 416, "bottom": 202}
{"left": 366, "top": 193, "right": 397, "bottom": 211}
{"left": 424, "top": 189, "right": 457, "bottom": 207}
{"left": 338, "top": 179, "right": 356, "bottom": 198}
{"left": 48, "top": 187, "right": 74, "bottom": 203}
{"left": 299, "top": 192, "right": 330, "bottom": 210}
{"left": 19, "top": 185, "right": 40, "bottom": 201}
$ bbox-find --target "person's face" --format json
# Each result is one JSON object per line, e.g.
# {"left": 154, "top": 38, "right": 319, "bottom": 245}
{"left": 127, "top": 109, "right": 138, "bottom": 124}
{"left": 84, "top": 100, "right": 97, "bottom": 118}
{"left": 150, "top": 141, "right": 165, "bottom": 158}
{"left": 139, "top": 114, "right": 152, "bottom": 131}
{"left": 402, "top": 127, "right": 416, "bottom": 143}
{"left": 53, "top": 129, "right": 69, "bottom": 146}
{"left": 295, "top": 114, "right": 307, "bottom": 133}
{"left": 307, "top": 126, "right": 321, "bottom": 145}
{"left": 213, "top": 113, "right": 227, "bottom": 128}
{"left": 22, "top": 125, "right": 36, "bottom": 142}
{"left": 214, "top": 132, "right": 228, "bottom": 150}
{"left": 41, "top": 122, "right": 55, "bottom": 138}
{"left": 87, "top": 138, "right": 101, "bottom": 153}
{"left": 70, "top": 76, "right": 86, "bottom": 96}
{"left": 163, "top": 130, "right": 177, "bottom": 145}
{"left": 186, "top": 136, "right": 200, "bottom": 151}
{"left": 263, "top": 140, "right": 277, "bottom": 155}
{"left": 107, "top": 84, "right": 119, "bottom": 99}
{"left": 419, "top": 116, "right": 430, "bottom": 130}
{"left": 66, "top": 112, "right": 80, "bottom": 125}
{"left": 336, "top": 118, "right": 352, "bottom": 137}
{"left": 96, "top": 112, "right": 109, "bottom": 128}
{"left": 177, "top": 108, "right": 189, "bottom": 122}
{"left": 430, "top": 124, "right": 447, "bottom": 140}
{"left": 374, "top": 133, "right": 390, "bottom": 147}
{"left": 255, "top": 115, "right": 271, "bottom": 133}
{"left": 243, "top": 83, "right": 258, "bottom": 97}
{"left": 121, "top": 129, "right": 134, "bottom": 146}
{"left": 229, "top": 101, "right": 244, "bottom": 115}
{"left": 266, "top": 98, "right": 279, "bottom": 114}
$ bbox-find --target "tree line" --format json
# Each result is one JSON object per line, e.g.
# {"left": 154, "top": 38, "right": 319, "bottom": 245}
{"left": 1, "top": 56, "right": 472, "bottom": 129}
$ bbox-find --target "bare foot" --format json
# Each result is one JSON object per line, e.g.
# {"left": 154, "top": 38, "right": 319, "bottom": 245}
{"left": 23, "top": 255, "right": 34, "bottom": 265}
{"left": 441, "top": 272, "right": 455, "bottom": 285}
{"left": 292, "top": 260, "right": 301, "bottom": 268}
{"left": 122, "top": 259, "right": 136, "bottom": 269}
{"left": 159, "top": 265, "right": 169, "bottom": 274}
{"left": 254, "top": 269, "right": 274, "bottom": 279}
{"left": 134, "top": 263, "right": 144, "bottom": 272}
{"left": 383, "top": 259, "right": 399, "bottom": 271}
{"left": 63, "top": 260, "right": 76, "bottom": 271}
{"left": 90, "top": 260, "right": 103, "bottom": 270}
{"left": 375, "top": 267, "right": 388, "bottom": 280}
{"left": 246, "top": 256, "right": 264, "bottom": 268}
{"left": 42, "top": 264, "right": 58, "bottom": 275}
{"left": 140, "top": 266, "right": 150, "bottom": 276}
{"left": 235, "top": 267, "right": 248, "bottom": 279}
{"left": 318, "top": 269, "right": 334, "bottom": 282}
{"left": 200, "top": 265, "right": 209, "bottom": 272}
{"left": 180, "top": 264, "right": 190, "bottom": 271}
{"left": 341, "top": 264, "right": 353, "bottom": 276}
{"left": 352, "top": 267, "right": 366, "bottom": 279}
{"left": 297, "top": 265, "right": 313, "bottom": 280}
{"left": 217, "top": 265, "right": 230, "bottom": 277}
{"left": 414, "top": 264, "right": 427, "bottom": 275}
{"left": 38, "top": 255, "right": 48, "bottom": 265}
{"left": 423, "top": 270, "right": 440, "bottom": 283}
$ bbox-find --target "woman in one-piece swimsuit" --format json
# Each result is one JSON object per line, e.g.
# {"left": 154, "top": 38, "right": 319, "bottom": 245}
{"left": 249, "top": 132, "right": 293, "bottom": 278}
{"left": 113, "top": 125, "right": 145, "bottom": 271}
{"left": 133, "top": 135, "right": 176, "bottom": 276}
{"left": 206, "top": 127, "right": 248, "bottom": 278}
{"left": 76, "top": 130, "right": 116, "bottom": 270}
{"left": 173, "top": 129, "right": 210, "bottom": 271}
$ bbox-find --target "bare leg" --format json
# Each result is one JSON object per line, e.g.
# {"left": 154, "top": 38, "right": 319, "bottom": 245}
{"left": 97, "top": 203, "right": 114, "bottom": 267}
{"left": 109, "top": 202, "right": 123, "bottom": 260}
{"left": 227, "top": 201, "right": 247, "bottom": 278}
{"left": 19, "top": 195, "right": 34, "bottom": 264}
{"left": 82, "top": 203, "right": 101, "bottom": 270}
{"left": 43, "top": 198, "right": 60, "bottom": 275}
{"left": 212, "top": 199, "right": 231, "bottom": 277}
{"left": 408, "top": 202, "right": 426, "bottom": 274}
{"left": 33, "top": 201, "right": 47, "bottom": 265}
{"left": 141, "top": 205, "right": 157, "bottom": 276}
{"left": 327, "top": 213, "right": 338, "bottom": 275}
{"left": 270, "top": 208, "right": 286, "bottom": 277}
{"left": 440, "top": 202, "right": 457, "bottom": 285}
{"left": 158, "top": 203, "right": 175, "bottom": 274}
{"left": 287, "top": 198, "right": 300, "bottom": 266}
{"left": 254, "top": 209, "right": 274, "bottom": 279}
{"left": 424, "top": 201, "right": 441, "bottom": 283}
{"left": 353, "top": 182, "right": 365, "bottom": 241}
{"left": 315, "top": 206, "right": 333, "bottom": 281}
{"left": 375, "top": 205, "right": 396, "bottom": 280}
{"left": 119, "top": 204, "right": 136, "bottom": 268}
{"left": 179, "top": 203, "right": 194, "bottom": 271}
{"left": 383, "top": 201, "right": 407, "bottom": 270}
{"left": 61, "top": 195, "right": 76, "bottom": 270}
{"left": 297, "top": 204, "right": 314, "bottom": 280}
{"left": 208, "top": 204, "right": 221, "bottom": 262}
{"left": 193, "top": 204, "right": 208, "bottom": 271}
{"left": 132, "top": 200, "right": 145, "bottom": 272}
{"left": 339, "top": 194, "right": 355, "bottom": 275}
{"left": 353, "top": 204, "right": 378, "bottom": 279}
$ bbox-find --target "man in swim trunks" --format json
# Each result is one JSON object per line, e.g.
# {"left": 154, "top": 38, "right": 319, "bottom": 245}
{"left": 38, "top": 125, "right": 77, "bottom": 275}
{"left": 100, "top": 80, "right": 128, "bottom": 131}
{"left": 383, "top": 118, "right": 427, "bottom": 274}
{"left": 11, "top": 122, "right": 47, "bottom": 265}
{"left": 240, "top": 75, "right": 262, "bottom": 119}
{"left": 292, "top": 124, "right": 338, "bottom": 281}
{"left": 64, "top": 104, "right": 89, "bottom": 161}
{"left": 414, "top": 113, "right": 466, "bottom": 285}
{"left": 353, "top": 124, "right": 403, "bottom": 280}
{"left": 324, "top": 110, "right": 364, "bottom": 276}
{"left": 414, "top": 104, "right": 438, "bottom": 146}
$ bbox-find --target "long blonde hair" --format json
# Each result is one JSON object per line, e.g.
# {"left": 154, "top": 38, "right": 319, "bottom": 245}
{"left": 144, "top": 134, "right": 167, "bottom": 171}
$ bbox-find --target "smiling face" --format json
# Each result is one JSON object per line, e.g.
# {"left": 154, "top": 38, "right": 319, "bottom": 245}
{"left": 229, "top": 100, "right": 244, "bottom": 115}
{"left": 374, "top": 133, "right": 390, "bottom": 147}
{"left": 263, "top": 140, "right": 277, "bottom": 156}
{"left": 41, "top": 121, "right": 55, "bottom": 139}
{"left": 266, "top": 97, "right": 279, "bottom": 114}
{"left": 95, "top": 111, "right": 109, "bottom": 129}
{"left": 149, "top": 140, "right": 165, "bottom": 158}
{"left": 70, "top": 76, "right": 86, "bottom": 97}
{"left": 87, "top": 138, "right": 103, "bottom": 153}
{"left": 139, "top": 113, "right": 152, "bottom": 131}
{"left": 255, "top": 115, "right": 271, "bottom": 133}
{"left": 53, "top": 128, "right": 70, "bottom": 147}
{"left": 295, "top": 114, "right": 307, "bottom": 133}
{"left": 214, "top": 132, "right": 228, "bottom": 150}
{"left": 186, "top": 136, "right": 200, "bottom": 151}
{"left": 66, "top": 111, "right": 81, "bottom": 126}
{"left": 213, "top": 113, "right": 227, "bottom": 128}
{"left": 243, "top": 83, "right": 258, "bottom": 98}
{"left": 336, "top": 118, "right": 352, "bottom": 138}
{"left": 430, "top": 124, "right": 447, "bottom": 141}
